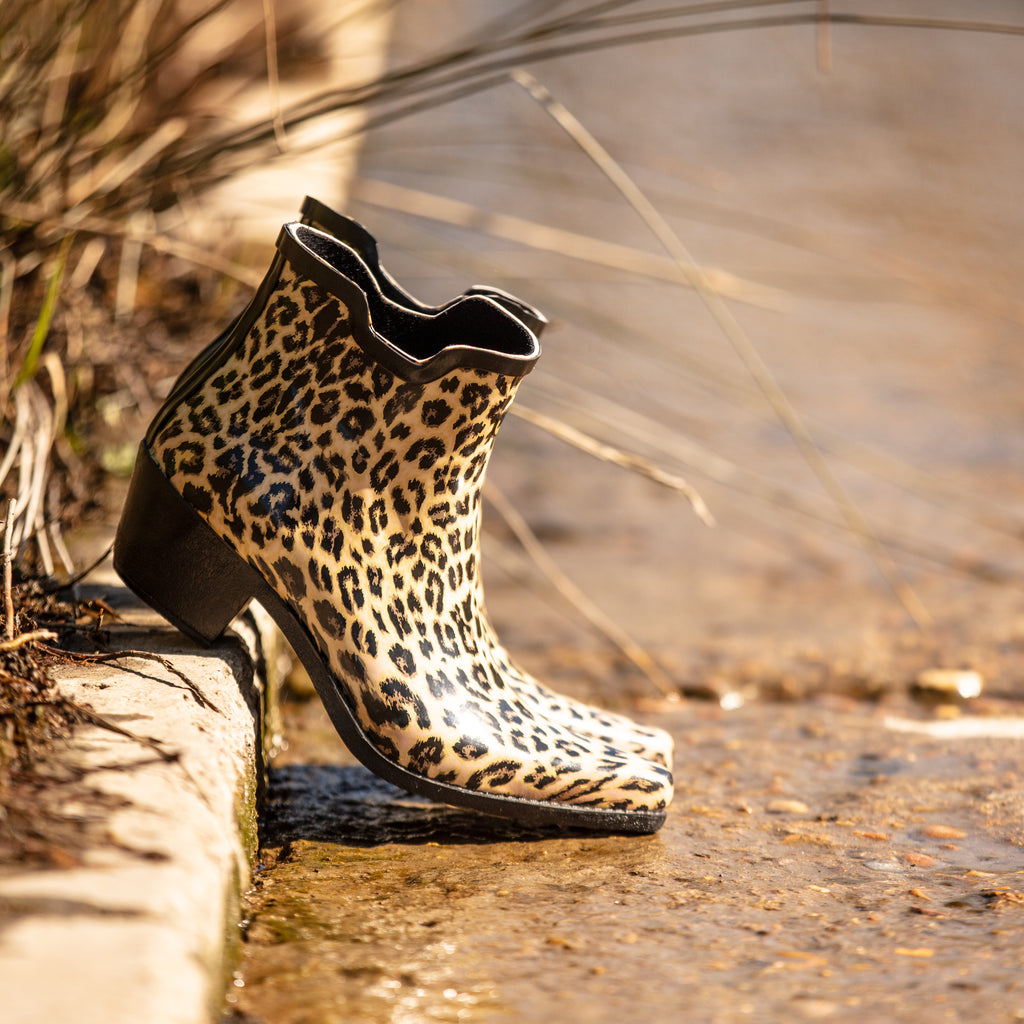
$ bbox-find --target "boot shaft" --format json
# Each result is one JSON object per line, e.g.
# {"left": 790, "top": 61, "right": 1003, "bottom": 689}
{"left": 114, "top": 220, "right": 673, "bottom": 828}
{"left": 149, "top": 224, "right": 540, "bottom": 542}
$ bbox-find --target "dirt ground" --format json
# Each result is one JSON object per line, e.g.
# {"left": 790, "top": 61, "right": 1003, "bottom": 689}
{"left": 211, "top": 4, "right": 1024, "bottom": 1021}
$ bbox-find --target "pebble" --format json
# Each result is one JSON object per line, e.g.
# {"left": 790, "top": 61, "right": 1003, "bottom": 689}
{"left": 922, "top": 824, "right": 967, "bottom": 840}
{"left": 902, "top": 852, "right": 937, "bottom": 868}
{"left": 914, "top": 669, "right": 983, "bottom": 699}
{"left": 782, "top": 833, "right": 837, "bottom": 847}
{"left": 864, "top": 860, "right": 904, "bottom": 872}
{"left": 795, "top": 999, "right": 839, "bottom": 1019}
{"left": 767, "top": 799, "right": 810, "bottom": 814}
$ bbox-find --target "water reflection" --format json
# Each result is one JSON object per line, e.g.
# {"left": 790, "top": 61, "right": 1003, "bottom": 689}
{"left": 263, "top": 764, "right": 624, "bottom": 847}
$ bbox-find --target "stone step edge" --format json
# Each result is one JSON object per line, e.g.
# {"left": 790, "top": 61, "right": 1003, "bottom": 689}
{"left": 0, "top": 591, "right": 281, "bottom": 1024}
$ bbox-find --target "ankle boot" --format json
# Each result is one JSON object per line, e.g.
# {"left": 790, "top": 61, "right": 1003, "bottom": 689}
{"left": 152, "top": 201, "right": 673, "bottom": 770}
{"left": 114, "top": 222, "right": 672, "bottom": 832}
{"left": 299, "top": 198, "right": 674, "bottom": 770}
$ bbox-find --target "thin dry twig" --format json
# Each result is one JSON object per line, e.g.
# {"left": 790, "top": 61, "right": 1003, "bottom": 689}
{"left": 40, "top": 644, "right": 220, "bottom": 713}
{"left": 98, "top": 650, "right": 220, "bottom": 713}
{"left": 3, "top": 499, "right": 15, "bottom": 640}
{"left": 262, "top": 0, "right": 288, "bottom": 151}
{"left": 512, "top": 402, "right": 714, "bottom": 527}
{"left": 511, "top": 68, "right": 932, "bottom": 630}
{"left": 0, "top": 628, "right": 57, "bottom": 652}
{"left": 353, "top": 178, "right": 786, "bottom": 311}
{"left": 43, "top": 543, "right": 113, "bottom": 594}
{"left": 485, "top": 482, "right": 679, "bottom": 699}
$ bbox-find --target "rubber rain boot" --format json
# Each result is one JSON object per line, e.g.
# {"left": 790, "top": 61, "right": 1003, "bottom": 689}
{"left": 298, "top": 197, "right": 674, "bottom": 770}
{"left": 114, "top": 221, "right": 673, "bottom": 832}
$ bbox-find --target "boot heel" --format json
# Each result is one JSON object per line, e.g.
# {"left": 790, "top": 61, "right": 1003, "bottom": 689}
{"left": 113, "top": 443, "right": 258, "bottom": 645}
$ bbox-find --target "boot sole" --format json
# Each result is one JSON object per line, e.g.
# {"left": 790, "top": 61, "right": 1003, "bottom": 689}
{"left": 114, "top": 443, "right": 667, "bottom": 835}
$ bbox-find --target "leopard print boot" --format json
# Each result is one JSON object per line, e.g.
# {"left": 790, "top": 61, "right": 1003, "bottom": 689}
{"left": 297, "top": 198, "right": 674, "bottom": 770}
{"left": 162, "top": 199, "right": 673, "bottom": 770}
{"left": 114, "top": 222, "right": 673, "bottom": 832}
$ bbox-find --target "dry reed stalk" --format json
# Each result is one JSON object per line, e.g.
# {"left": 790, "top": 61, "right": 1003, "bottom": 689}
{"left": 511, "top": 67, "right": 932, "bottom": 630}
{"left": 512, "top": 403, "right": 714, "bottom": 528}
{"left": 262, "top": 0, "right": 288, "bottom": 150}
{"left": 485, "top": 482, "right": 680, "bottom": 699}
{"left": 2, "top": 500, "right": 14, "bottom": 640}
{"left": 1, "top": 0, "right": 1019, "bottom": 599}
{"left": 353, "top": 178, "right": 786, "bottom": 311}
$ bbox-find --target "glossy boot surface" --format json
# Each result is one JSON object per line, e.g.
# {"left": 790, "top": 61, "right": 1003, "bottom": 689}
{"left": 115, "top": 222, "right": 672, "bottom": 832}
{"left": 154, "top": 200, "right": 673, "bottom": 770}
{"left": 299, "top": 198, "right": 674, "bottom": 769}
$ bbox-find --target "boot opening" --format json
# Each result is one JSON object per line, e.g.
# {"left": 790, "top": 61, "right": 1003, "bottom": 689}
{"left": 293, "top": 224, "right": 539, "bottom": 363}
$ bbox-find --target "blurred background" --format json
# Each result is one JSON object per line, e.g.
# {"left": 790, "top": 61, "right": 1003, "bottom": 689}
{"left": 3, "top": 0, "right": 1024, "bottom": 709}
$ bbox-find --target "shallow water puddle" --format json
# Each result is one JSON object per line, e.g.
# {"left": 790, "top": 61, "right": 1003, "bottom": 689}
{"left": 223, "top": 702, "right": 1024, "bottom": 1024}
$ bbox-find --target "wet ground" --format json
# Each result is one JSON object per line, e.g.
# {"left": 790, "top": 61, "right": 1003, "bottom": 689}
{"left": 225, "top": 695, "right": 1024, "bottom": 1024}
{"left": 221, "top": 3, "right": 1024, "bottom": 1021}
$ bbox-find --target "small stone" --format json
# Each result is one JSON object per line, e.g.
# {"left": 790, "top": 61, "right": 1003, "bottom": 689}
{"left": 795, "top": 998, "right": 838, "bottom": 1019}
{"left": 782, "top": 833, "right": 838, "bottom": 847}
{"left": 981, "top": 888, "right": 1024, "bottom": 908}
{"left": 775, "top": 952, "right": 829, "bottom": 970}
{"left": 768, "top": 799, "right": 810, "bottom": 814}
{"left": 902, "top": 852, "right": 937, "bottom": 868}
{"left": 914, "top": 668, "right": 983, "bottom": 700}
{"left": 864, "top": 860, "right": 904, "bottom": 872}
{"left": 923, "top": 824, "right": 967, "bottom": 840}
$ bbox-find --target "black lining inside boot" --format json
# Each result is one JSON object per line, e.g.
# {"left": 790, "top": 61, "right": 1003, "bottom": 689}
{"left": 293, "top": 224, "right": 539, "bottom": 364}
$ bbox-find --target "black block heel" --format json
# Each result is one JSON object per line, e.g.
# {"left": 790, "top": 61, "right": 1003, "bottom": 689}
{"left": 113, "top": 443, "right": 261, "bottom": 645}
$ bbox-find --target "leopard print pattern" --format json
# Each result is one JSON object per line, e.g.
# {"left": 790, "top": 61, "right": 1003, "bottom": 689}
{"left": 151, "top": 260, "right": 673, "bottom": 812}
{"left": 473, "top": 614, "right": 672, "bottom": 764}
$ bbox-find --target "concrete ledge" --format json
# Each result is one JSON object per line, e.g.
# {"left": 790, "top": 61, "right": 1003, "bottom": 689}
{"left": 0, "top": 590, "right": 274, "bottom": 1024}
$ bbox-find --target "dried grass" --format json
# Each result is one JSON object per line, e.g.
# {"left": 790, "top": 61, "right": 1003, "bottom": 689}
{"left": 0, "top": 0, "right": 1021, "bottom": 706}
{"left": 2, "top": 1, "right": 1019, "bottom": 562}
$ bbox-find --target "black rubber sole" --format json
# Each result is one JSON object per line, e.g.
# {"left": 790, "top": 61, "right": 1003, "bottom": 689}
{"left": 113, "top": 443, "right": 667, "bottom": 835}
